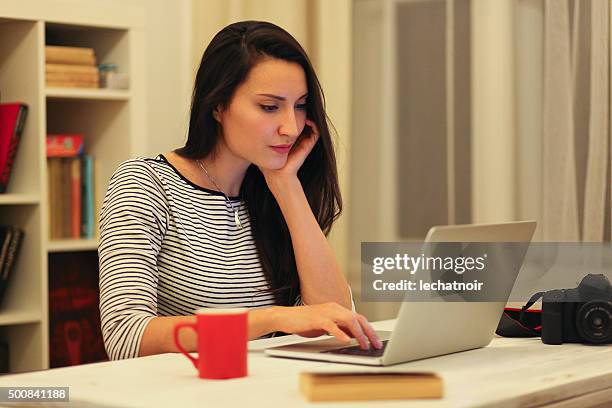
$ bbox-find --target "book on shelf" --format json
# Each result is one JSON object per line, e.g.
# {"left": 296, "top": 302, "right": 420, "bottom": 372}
{"left": 70, "top": 158, "right": 81, "bottom": 239}
{"left": 49, "top": 252, "right": 108, "bottom": 367}
{"left": 47, "top": 134, "right": 85, "bottom": 157}
{"left": 46, "top": 72, "right": 99, "bottom": 83}
{"left": 45, "top": 46, "right": 99, "bottom": 88}
{"left": 299, "top": 370, "right": 443, "bottom": 402}
{"left": 46, "top": 64, "right": 98, "bottom": 75}
{"left": 47, "top": 159, "right": 60, "bottom": 239}
{"left": 45, "top": 45, "right": 97, "bottom": 66}
{"left": 47, "top": 135, "right": 95, "bottom": 240}
{"left": 0, "top": 225, "right": 25, "bottom": 308}
{"left": 81, "top": 156, "right": 95, "bottom": 239}
{"left": 60, "top": 158, "right": 72, "bottom": 239}
{"left": 93, "top": 158, "right": 101, "bottom": 237}
{"left": 0, "top": 340, "right": 8, "bottom": 373}
{"left": 46, "top": 80, "right": 100, "bottom": 89}
{"left": 0, "top": 103, "right": 28, "bottom": 193}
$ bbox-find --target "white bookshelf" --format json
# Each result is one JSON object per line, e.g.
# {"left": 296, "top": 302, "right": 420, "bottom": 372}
{"left": 46, "top": 87, "right": 131, "bottom": 101}
{"left": 0, "top": 311, "right": 41, "bottom": 326}
{"left": 47, "top": 239, "right": 99, "bottom": 253}
{"left": 0, "top": 1, "right": 146, "bottom": 372}
{"left": 0, "top": 194, "right": 40, "bottom": 205}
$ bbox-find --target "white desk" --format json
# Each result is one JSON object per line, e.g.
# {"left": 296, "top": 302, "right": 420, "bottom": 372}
{"left": 0, "top": 320, "right": 611, "bottom": 408}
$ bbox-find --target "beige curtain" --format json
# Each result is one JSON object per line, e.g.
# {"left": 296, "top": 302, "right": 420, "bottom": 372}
{"left": 191, "top": 0, "right": 311, "bottom": 66}
{"left": 542, "top": 0, "right": 610, "bottom": 242}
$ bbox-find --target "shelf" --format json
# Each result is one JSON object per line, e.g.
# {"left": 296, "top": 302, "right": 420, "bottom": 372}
{"left": 47, "top": 238, "right": 99, "bottom": 252}
{"left": 0, "top": 3, "right": 145, "bottom": 372}
{"left": 0, "top": 311, "right": 41, "bottom": 326}
{"left": 46, "top": 87, "right": 130, "bottom": 101}
{"left": 0, "top": 194, "right": 40, "bottom": 205}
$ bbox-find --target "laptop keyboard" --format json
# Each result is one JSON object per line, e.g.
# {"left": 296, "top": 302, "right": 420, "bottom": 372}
{"left": 321, "top": 340, "right": 389, "bottom": 357}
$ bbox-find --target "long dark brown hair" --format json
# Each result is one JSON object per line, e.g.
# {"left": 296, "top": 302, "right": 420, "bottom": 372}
{"left": 175, "top": 21, "right": 342, "bottom": 306}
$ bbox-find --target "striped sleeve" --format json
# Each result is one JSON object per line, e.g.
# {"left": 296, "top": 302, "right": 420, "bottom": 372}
{"left": 98, "top": 159, "right": 170, "bottom": 360}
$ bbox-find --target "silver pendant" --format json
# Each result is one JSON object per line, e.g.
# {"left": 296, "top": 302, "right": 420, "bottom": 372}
{"left": 234, "top": 209, "right": 243, "bottom": 229}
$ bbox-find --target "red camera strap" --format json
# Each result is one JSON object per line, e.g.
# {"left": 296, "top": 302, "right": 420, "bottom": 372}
{"left": 496, "top": 292, "right": 543, "bottom": 338}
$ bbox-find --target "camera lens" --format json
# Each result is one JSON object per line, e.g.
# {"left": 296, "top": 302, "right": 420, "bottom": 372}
{"left": 576, "top": 301, "right": 612, "bottom": 344}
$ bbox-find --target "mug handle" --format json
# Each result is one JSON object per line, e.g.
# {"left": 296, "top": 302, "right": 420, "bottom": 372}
{"left": 173, "top": 322, "right": 198, "bottom": 369}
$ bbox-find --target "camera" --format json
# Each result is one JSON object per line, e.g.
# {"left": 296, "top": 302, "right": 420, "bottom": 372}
{"left": 541, "top": 274, "right": 612, "bottom": 345}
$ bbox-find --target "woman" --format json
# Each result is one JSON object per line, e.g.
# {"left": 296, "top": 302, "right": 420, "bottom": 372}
{"left": 99, "top": 21, "right": 381, "bottom": 360}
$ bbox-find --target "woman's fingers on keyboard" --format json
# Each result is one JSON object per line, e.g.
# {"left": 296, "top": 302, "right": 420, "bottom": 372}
{"left": 332, "top": 308, "right": 379, "bottom": 349}
{"left": 356, "top": 314, "right": 383, "bottom": 348}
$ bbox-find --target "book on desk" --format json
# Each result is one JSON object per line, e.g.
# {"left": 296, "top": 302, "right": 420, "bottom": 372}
{"left": 300, "top": 370, "right": 443, "bottom": 402}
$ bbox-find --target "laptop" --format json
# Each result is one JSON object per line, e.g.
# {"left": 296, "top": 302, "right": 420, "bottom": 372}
{"left": 265, "top": 221, "right": 537, "bottom": 366}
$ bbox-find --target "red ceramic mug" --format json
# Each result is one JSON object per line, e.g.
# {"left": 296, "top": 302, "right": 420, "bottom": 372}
{"left": 173, "top": 308, "right": 248, "bottom": 379}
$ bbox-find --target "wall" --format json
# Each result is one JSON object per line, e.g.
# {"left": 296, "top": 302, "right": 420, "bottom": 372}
{"left": 119, "top": 0, "right": 193, "bottom": 156}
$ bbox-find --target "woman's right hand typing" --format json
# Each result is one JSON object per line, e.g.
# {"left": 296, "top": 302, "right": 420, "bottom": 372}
{"left": 266, "top": 303, "right": 383, "bottom": 350}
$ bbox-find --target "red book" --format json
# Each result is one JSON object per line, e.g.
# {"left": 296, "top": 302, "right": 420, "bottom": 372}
{"left": 0, "top": 103, "right": 28, "bottom": 193}
{"left": 47, "top": 134, "right": 85, "bottom": 157}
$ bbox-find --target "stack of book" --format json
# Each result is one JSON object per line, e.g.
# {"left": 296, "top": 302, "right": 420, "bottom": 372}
{"left": 47, "top": 134, "right": 95, "bottom": 240}
{"left": 45, "top": 45, "right": 99, "bottom": 88}
{"left": 0, "top": 225, "right": 24, "bottom": 308}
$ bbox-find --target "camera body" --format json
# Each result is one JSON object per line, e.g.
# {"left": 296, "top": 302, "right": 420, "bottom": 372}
{"left": 541, "top": 274, "right": 612, "bottom": 345}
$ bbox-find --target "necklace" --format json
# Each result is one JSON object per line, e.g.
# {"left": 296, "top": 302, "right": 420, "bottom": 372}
{"left": 196, "top": 160, "right": 243, "bottom": 229}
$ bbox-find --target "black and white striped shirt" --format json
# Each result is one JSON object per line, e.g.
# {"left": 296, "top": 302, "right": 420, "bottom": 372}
{"left": 98, "top": 155, "right": 278, "bottom": 360}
